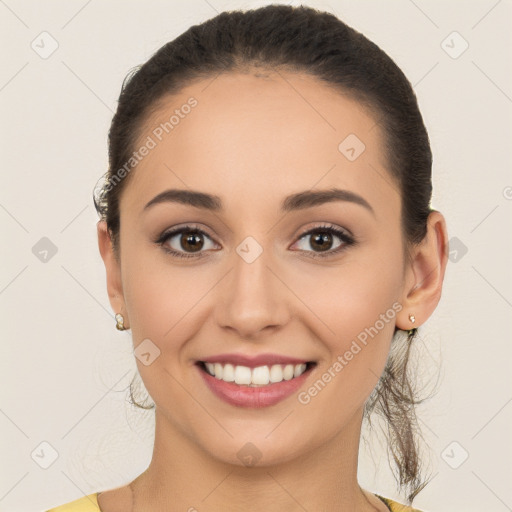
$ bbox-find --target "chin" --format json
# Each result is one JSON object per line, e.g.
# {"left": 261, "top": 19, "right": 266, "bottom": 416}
{"left": 194, "top": 427, "right": 316, "bottom": 469}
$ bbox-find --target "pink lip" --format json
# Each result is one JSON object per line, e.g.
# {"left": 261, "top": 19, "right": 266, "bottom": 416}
{"left": 199, "top": 353, "right": 311, "bottom": 368}
{"left": 196, "top": 362, "right": 314, "bottom": 408}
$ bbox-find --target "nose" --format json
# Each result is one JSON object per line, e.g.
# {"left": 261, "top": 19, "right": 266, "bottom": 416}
{"left": 215, "top": 242, "right": 290, "bottom": 340}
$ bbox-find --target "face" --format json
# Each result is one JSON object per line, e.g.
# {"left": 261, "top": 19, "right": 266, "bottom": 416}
{"left": 102, "top": 70, "right": 415, "bottom": 467}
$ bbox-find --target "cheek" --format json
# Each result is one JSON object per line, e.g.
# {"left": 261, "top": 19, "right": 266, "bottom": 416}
{"left": 120, "top": 239, "right": 198, "bottom": 338}
{"left": 300, "top": 252, "right": 402, "bottom": 345}
{"left": 120, "top": 250, "right": 202, "bottom": 416}
{"left": 292, "top": 239, "right": 403, "bottom": 394}
{"left": 122, "top": 266, "right": 168, "bottom": 339}
{"left": 294, "top": 270, "right": 400, "bottom": 425}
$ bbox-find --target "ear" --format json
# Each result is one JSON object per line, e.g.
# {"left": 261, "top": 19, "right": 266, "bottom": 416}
{"left": 396, "top": 210, "right": 449, "bottom": 330}
{"left": 97, "top": 220, "right": 129, "bottom": 329}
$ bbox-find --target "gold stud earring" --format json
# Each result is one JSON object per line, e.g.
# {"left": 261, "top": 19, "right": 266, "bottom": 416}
{"left": 115, "top": 313, "right": 126, "bottom": 331}
{"left": 407, "top": 313, "right": 416, "bottom": 337}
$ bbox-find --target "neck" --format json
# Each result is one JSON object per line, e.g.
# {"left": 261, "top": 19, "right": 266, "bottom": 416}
{"left": 131, "top": 405, "right": 380, "bottom": 512}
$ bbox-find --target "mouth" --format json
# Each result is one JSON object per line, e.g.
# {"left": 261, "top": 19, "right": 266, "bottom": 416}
{"left": 197, "top": 361, "right": 316, "bottom": 387}
{"left": 195, "top": 359, "right": 317, "bottom": 408}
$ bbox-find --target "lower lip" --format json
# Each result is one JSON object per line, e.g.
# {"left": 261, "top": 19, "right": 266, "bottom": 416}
{"left": 197, "top": 363, "right": 314, "bottom": 408}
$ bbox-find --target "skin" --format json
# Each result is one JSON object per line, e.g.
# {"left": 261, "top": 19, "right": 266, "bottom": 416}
{"left": 97, "top": 70, "right": 448, "bottom": 511}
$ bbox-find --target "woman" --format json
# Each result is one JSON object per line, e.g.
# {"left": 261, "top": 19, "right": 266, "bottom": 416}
{"left": 48, "top": 4, "right": 448, "bottom": 511}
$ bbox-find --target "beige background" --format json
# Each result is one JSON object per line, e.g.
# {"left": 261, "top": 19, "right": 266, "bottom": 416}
{"left": 1, "top": 0, "right": 511, "bottom": 510}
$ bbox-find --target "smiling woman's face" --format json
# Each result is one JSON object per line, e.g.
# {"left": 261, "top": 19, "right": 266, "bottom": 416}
{"left": 99, "top": 70, "right": 426, "bottom": 467}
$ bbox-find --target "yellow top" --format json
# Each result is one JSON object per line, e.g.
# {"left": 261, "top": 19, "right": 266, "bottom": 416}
{"left": 46, "top": 492, "right": 424, "bottom": 511}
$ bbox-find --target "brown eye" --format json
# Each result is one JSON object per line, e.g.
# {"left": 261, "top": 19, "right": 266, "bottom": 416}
{"left": 309, "top": 231, "right": 334, "bottom": 252}
{"left": 291, "top": 224, "right": 355, "bottom": 259}
{"left": 178, "top": 232, "right": 205, "bottom": 253}
{"left": 157, "top": 226, "right": 218, "bottom": 259}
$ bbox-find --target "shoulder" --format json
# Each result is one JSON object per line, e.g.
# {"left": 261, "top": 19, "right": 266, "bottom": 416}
{"left": 45, "top": 493, "right": 100, "bottom": 511}
{"left": 374, "top": 493, "right": 425, "bottom": 512}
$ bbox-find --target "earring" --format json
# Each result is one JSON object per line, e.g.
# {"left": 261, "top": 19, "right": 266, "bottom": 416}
{"left": 115, "top": 313, "right": 126, "bottom": 331}
{"left": 407, "top": 313, "right": 416, "bottom": 337}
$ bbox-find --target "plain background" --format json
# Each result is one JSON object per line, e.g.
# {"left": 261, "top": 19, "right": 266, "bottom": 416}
{"left": 1, "top": 0, "right": 511, "bottom": 510}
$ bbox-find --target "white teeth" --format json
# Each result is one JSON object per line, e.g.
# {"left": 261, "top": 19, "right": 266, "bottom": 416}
{"left": 214, "top": 363, "right": 223, "bottom": 379}
{"left": 234, "top": 365, "right": 252, "bottom": 385}
{"left": 252, "top": 365, "right": 270, "bottom": 385}
{"left": 204, "top": 362, "right": 309, "bottom": 386}
{"left": 222, "top": 363, "right": 235, "bottom": 382}
{"left": 269, "top": 364, "right": 283, "bottom": 383}
{"left": 283, "top": 364, "right": 294, "bottom": 380}
{"left": 294, "top": 363, "right": 306, "bottom": 377}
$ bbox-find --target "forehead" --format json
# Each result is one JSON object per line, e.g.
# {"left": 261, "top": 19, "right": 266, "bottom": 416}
{"left": 122, "top": 71, "right": 399, "bottom": 220}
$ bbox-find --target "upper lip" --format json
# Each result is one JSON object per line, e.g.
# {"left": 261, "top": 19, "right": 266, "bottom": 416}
{"left": 199, "top": 353, "right": 313, "bottom": 368}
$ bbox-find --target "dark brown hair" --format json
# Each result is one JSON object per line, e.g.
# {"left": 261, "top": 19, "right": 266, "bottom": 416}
{"left": 94, "top": 4, "right": 437, "bottom": 505}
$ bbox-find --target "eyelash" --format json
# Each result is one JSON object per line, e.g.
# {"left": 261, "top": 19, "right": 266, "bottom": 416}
{"left": 155, "top": 223, "right": 356, "bottom": 260}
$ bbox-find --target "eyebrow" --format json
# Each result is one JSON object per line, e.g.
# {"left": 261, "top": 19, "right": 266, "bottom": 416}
{"left": 143, "top": 187, "right": 375, "bottom": 216}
